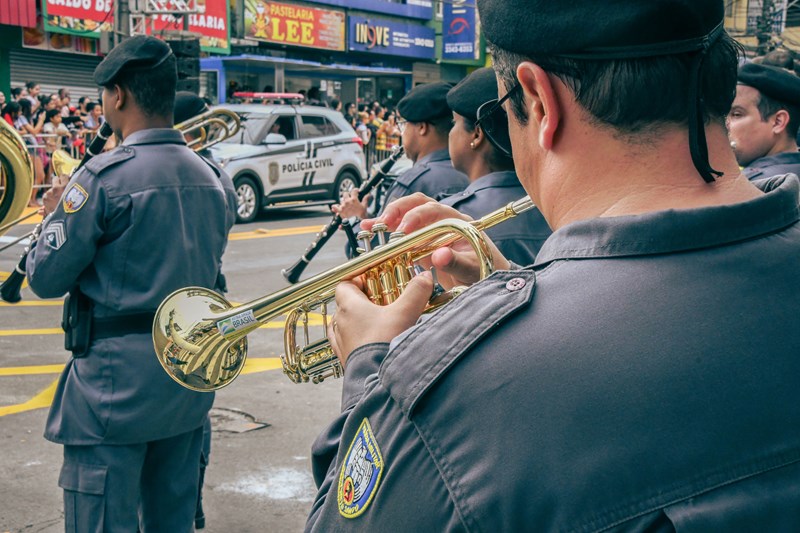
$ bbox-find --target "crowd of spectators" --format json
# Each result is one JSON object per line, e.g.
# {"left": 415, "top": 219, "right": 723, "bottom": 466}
{"left": 1, "top": 82, "right": 105, "bottom": 206}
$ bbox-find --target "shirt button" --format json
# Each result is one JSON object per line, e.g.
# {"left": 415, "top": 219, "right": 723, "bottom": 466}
{"left": 505, "top": 277, "right": 526, "bottom": 291}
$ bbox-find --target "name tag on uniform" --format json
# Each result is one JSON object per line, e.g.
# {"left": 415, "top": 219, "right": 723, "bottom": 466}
{"left": 338, "top": 418, "right": 384, "bottom": 518}
{"left": 63, "top": 184, "right": 89, "bottom": 214}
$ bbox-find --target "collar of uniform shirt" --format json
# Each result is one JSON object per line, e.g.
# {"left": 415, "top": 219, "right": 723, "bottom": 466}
{"left": 121, "top": 128, "right": 186, "bottom": 146}
{"left": 533, "top": 175, "right": 800, "bottom": 266}
{"left": 417, "top": 148, "right": 452, "bottom": 166}
{"left": 461, "top": 170, "right": 520, "bottom": 194}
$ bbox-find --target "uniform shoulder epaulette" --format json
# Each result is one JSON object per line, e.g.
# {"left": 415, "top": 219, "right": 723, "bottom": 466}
{"left": 84, "top": 146, "right": 136, "bottom": 176}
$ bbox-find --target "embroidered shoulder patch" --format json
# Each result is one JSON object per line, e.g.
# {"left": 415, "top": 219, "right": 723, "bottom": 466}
{"left": 338, "top": 418, "right": 384, "bottom": 519}
{"left": 63, "top": 184, "right": 89, "bottom": 213}
{"left": 44, "top": 221, "right": 67, "bottom": 250}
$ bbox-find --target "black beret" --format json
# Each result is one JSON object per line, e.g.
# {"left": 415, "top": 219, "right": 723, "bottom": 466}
{"left": 738, "top": 63, "right": 800, "bottom": 107}
{"left": 94, "top": 35, "right": 174, "bottom": 86}
{"left": 397, "top": 82, "right": 454, "bottom": 123}
{"left": 477, "top": 0, "right": 724, "bottom": 59}
{"left": 446, "top": 68, "right": 498, "bottom": 121}
{"left": 174, "top": 91, "right": 208, "bottom": 124}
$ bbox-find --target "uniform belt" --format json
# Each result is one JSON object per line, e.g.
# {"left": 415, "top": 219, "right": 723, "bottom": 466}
{"left": 92, "top": 313, "right": 155, "bottom": 340}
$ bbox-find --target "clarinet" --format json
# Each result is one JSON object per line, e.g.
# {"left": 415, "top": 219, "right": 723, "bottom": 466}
{"left": 0, "top": 124, "right": 113, "bottom": 303}
{"left": 281, "top": 146, "right": 405, "bottom": 284}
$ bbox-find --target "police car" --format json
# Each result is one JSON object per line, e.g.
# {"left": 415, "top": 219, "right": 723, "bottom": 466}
{"left": 209, "top": 96, "right": 367, "bottom": 223}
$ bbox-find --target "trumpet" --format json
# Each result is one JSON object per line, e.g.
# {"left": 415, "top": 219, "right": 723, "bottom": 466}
{"left": 175, "top": 108, "right": 241, "bottom": 151}
{"left": 153, "top": 196, "right": 535, "bottom": 391}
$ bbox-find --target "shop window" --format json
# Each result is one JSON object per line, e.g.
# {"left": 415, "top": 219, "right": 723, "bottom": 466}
{"left": 300, "top": 115, "right": 340, "bottom": 138}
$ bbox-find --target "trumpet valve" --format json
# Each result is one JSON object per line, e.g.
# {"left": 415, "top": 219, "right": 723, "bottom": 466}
{"left": 371, "top": 223, "right": 389, "bottom": 246}
{"left": 389, "top": 231, "right": 405, "bottom": 241}
{"left": 357, "top": 230, "right": 374, "bottom": 253}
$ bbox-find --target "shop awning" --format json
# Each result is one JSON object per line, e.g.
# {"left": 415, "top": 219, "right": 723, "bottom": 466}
{"left": 0, "top": 0, "right": 36, "bottom": 28}
{"left": 202, "top": 54, "right": 413, "bottom": 79}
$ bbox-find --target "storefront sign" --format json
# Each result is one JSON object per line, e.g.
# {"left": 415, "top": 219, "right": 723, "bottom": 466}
{"left": 442, "top": 0, "right": 480, "bottom": 61}
{"left": 244, "top": 1, "right": 346, "bottom": 51}
{"left": 348, "top": 15, "right": 435, "bottom": 60}
{"left": 149, "top": 0, "right": 231, "bottom": 54}
{"left": 304, "top": 0, "right": 433, "bottom": 21}
{"left": 43, "top": 0, "right": 114, "bottom": 36}
{"left": 24, "top": 14, "right": 102, "bottom": 55}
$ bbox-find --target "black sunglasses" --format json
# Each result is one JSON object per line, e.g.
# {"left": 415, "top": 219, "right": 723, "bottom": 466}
{"left": 475, "top": 82, "right": 520, "bottom": 159}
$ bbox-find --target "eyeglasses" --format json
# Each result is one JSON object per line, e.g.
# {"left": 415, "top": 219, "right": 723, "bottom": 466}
{"left": 475, "top": 82, "right": 521, "bottom": 158}
{"left": 396, "top": 118, "right": 408, "bottom": 133}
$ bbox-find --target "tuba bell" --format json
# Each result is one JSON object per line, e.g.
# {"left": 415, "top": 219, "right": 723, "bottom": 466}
{"left": 0, "top": 120, "right": 34, "bottom": 237}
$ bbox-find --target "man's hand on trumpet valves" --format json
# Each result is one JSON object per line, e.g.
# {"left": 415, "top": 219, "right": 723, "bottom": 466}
{"left": 41, "top": 174, "right": 71, "bottom": 216}
{"left": 329, "top": 271, "right": 433, "bottom": 366}
{"left": 363, "top": 192, "right": 511, "bottom": 288}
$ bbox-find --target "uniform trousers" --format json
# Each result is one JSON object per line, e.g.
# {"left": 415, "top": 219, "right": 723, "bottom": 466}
{"left": 60, "top": 425, "right": 203, "bottom": 533}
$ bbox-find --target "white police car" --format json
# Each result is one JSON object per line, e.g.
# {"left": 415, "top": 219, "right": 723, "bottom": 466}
{"left": 209, "top": 102, "right": 367, "bottom": 223}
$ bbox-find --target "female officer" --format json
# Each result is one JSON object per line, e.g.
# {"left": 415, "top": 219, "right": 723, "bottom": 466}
{"left": 442, "top": 67, "right": 551, "bottom": 265}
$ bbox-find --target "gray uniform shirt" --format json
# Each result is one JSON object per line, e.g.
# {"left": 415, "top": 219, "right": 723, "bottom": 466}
{"left": 308, "top": 175, "right": 800, "bottom": 531}
{"left": 440, "top": 170, "right": 550, "bottom": 265}
{"left": 380, "top": 149, "right": 468, "bottom": 210}
{"left": 27, "top": 128, "right": 229, "bottom": 445}
{"left": 743, "top": 151, "right": 800, "bottom": 181}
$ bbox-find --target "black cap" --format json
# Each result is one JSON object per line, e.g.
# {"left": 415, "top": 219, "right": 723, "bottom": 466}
{"left": 738, "top": 63, "right": 800, "bottom": 107}
{"left": 94, "top": 35, "right": 174, "bottom": 86}
{"left": 397, "top": 82, "right": 454, "bottom": 123}
{"left": 477, "top": 0, "right": 726, "bottom": 184}
{"left": 174, "top": 91, "right": 208, "bottom": 124}
{"left": 446, "top": 68, "right": 498, "bottom": 121}
{"left": 477, "top": 0, "right": 724, "bottom": 60}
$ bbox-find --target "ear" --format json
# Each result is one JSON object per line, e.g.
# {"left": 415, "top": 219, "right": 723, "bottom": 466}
{"left": 418, "top": 122, "right": 429, "bottom": 137}
{"left": 772, "top": 109, "right": 790, "bottom": 135}
{"left": 112, "top": 84, "right": 126, "bottom": 111}
{"left": 473, "top": 124, "right": 486, "bottom": 149}
{"left": 516, "top": 61, "right": 561, "bottom": 150}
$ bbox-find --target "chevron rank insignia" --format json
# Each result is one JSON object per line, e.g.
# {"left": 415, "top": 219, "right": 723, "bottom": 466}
{"left": 44, "top": 221, "right": 67, "bottom": 250}
{"left": 63, "top": 184, "right": 89, "bottom": 213}
{"left": 338, "top": 418, "right": 384, "bottom": 518}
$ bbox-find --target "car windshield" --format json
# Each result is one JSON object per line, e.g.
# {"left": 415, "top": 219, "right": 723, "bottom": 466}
{"left": 221, "top": 112, "right": 272, "bottom": 145}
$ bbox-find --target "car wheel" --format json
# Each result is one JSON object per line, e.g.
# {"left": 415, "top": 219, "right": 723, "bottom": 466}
{"left": 235, "top": 176, "right": 260, "bottom": 223}
{"left": 333, "top": 171, "right": 359, "bottom": 203}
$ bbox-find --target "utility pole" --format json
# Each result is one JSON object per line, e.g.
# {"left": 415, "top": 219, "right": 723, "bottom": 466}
{"left": 757, "top": 0, "right": 777, "bottom": 55}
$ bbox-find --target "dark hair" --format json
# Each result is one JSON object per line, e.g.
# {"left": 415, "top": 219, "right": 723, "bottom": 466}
{"left": 25, "top": 81, "right": 38, "bottom": 91}
{"left": 86, "top": 102, "right": 99, "bottom": 113}
{"left": 59, "top": 88, "right": 70, "bottom": 98}
{"left": 46, "top": 109, "right": 61, "bottom": 121}
{"left": 755, "top": 92, "right": 800, "bottom": 140}
{"left": 78, "top": 96, "right": 89, "bottom": 105}
{"left": 428, "top": 115, "right": 454, "bottom": 138}
{"left": 491, "top": 32, "right": 742, "bottom": 141}
{"left": 2, "top": 101, "right": 20, "bottom": 117}
{"left": 18, "top": 98, "right": 32, "bottom": 119}
{"left": 461, "top": 115, "right": 515, "bottom": 170}
{"left": 11, "top": 87, "right": 23, "bottom": 99}
{"left": 330, "top": 98, "right": 341, "bottom": 110}
{"left": 102, "top": 55, "right": 177, "bottom": 117}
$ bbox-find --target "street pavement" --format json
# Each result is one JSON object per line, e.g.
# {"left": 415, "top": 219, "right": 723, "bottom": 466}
{"left": 0, "top": 205, "right": 349, "bottom": 532}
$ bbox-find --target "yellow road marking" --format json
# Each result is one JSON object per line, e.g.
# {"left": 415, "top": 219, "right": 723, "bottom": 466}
{"left": 0, "top": 379, "right": 58, "bottom": 417}
{"left": 15, "top": 207, "right": 43, "bottom": 226}
{"left": 0, "top": 357, "right": 286, "bottom": 417}
{"left": 228, "top": 225, "right": 323, "bottom": 241}
{"left": 0, "top": 300, "right": 62, "bottom": 307}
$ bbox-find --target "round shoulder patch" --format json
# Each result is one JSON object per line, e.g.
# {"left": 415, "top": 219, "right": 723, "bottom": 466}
{"left": 63, "top": 184, "right": 89, "bottom": 214}
{"left": 337, "top": 418, "right": 384, "bottom": 518}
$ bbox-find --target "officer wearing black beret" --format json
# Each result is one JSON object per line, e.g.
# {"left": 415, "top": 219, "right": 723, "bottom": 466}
{"left": 728, "top": 62, "right": 800, "bottom": 181}
{"left": 27, "top": 35, "right": 229, "bottom": 531}
{"left": 441, "top": 67, "right": 550, "bottom": 264}
{"left": 332, "top": 81, "right": 467, "bottom": 255}
{"left": 309, "top": 0, "right": 800, "bottom": 529}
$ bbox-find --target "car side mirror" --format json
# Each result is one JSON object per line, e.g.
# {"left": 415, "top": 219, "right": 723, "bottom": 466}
{"left": 263, "top": 133, "right": 287, "bottom": 145}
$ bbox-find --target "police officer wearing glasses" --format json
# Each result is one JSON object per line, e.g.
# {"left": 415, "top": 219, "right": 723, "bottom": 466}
{"left": 442, "top": 67, "right": 550, "bottom": 265}
{"left": 27, "top": 36, "right": 228, "bottom": 532}
{"left": 308, "top": 0, "right": 800, "bottom": 530}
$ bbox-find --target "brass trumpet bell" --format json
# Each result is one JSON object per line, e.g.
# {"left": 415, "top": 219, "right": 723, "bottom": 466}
{"left": 154, "top": 197, "right": 535, "bottom": 391}
{"left": 0, "top": 120, "right": 34, "bottom": 237}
